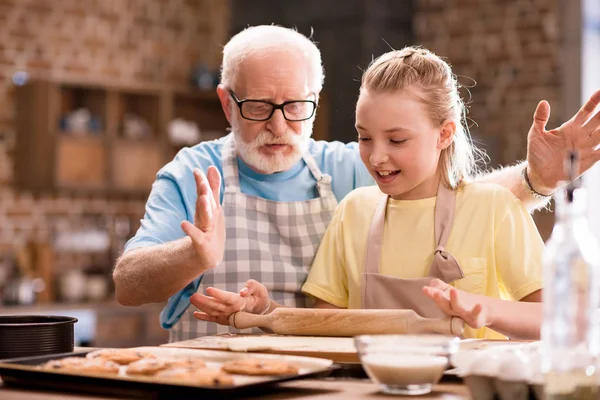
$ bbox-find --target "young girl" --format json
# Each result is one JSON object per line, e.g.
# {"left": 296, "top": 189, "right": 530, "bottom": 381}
{"left": 192, "top": 46, "right": 545, "bottom": 339}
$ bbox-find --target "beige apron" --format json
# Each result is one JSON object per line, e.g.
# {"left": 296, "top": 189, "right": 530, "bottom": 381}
{"left": 361, "top": 182, "right": 464, "bottom": 317}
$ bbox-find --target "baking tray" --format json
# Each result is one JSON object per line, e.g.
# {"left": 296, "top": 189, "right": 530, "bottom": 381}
{"left": 0, "top": 346, "right": 334, "bottom": 398}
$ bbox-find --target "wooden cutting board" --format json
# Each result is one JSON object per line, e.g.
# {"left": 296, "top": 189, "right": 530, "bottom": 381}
{"left": 162, "top": 336, "right": 523, "bottom": 365}
{"left": 162, "top": 334, "right": 361, "bottom": 364}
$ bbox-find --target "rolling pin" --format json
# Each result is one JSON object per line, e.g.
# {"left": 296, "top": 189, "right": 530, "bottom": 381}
{"left": 229, "top": 308, "right": 464, "bottom": 337}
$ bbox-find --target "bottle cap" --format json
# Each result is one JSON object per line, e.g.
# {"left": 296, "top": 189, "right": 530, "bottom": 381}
{"left": 565, "top": 151, "right": 579, "bottom": 203}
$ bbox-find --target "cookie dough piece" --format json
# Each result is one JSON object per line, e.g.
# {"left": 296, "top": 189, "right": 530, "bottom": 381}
{"left": 156, "top": 367, "right": 234, "bottom": 386}
{"left": 75, "top": 359, "right": 120, "bottom": 375}
{"left": 86, "top": 349, "right": 155, "bottom": 365}
{"left": 125, "top": 358, "right": 169, "bottom": 376}
{"left": 40, "top": 357, "right": 87, "bottom": 370}
{"left": 221, "top": 358, "right": 299, "bottom": 376}
{"left": 41, "top": 357, "right": 120, "bottom": 375}
{"left": 164, "top": 358, "right": 207, "bottom": 369}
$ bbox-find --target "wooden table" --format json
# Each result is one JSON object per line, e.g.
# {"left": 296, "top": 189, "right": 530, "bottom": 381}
{"left": 0, "top": 378, "right": 471, "bottom": 399}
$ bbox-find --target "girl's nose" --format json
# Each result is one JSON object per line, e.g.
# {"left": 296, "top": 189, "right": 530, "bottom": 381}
{"left": 369, "top": 149, "right": 389, "bottom": 166}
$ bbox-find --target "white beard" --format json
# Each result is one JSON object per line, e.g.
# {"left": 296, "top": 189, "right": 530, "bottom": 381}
{"left": 232, "top": 119, "right": 314, "bottom": 174}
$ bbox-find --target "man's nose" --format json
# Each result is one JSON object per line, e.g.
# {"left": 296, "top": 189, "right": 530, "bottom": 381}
{"left": 266, "top": 109, "right": 288, "bottom": 136}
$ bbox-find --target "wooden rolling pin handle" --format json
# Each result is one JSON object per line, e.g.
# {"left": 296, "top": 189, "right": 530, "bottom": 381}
{"left": 228, "top": 312, "right": 238, "bottom": 328}
{"left": 450, "top": 317, "right": 465, "bottom": 336}
{"left": 229, "top": 311, "right": 272, "bottom": 331}
{"left": 410, "top": 315, "right": 465, "bottom": 336}
{"left": 229, "top": 312, "right": 249, "bottom": 329}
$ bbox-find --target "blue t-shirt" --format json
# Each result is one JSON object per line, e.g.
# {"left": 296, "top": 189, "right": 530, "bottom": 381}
{"left": 124, "top": 135, "right": 374, "bottom": 328}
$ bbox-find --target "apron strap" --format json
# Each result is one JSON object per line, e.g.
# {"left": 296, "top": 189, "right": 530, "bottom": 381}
{"left": 434, "top": 182, "right": 456, "bottom": 247}
{"left": 222, "top": 133, "right": 241, "bottom": 193}
{"left": 363, "top": 194, "right": 388, "bottom": 274}
{"left": 428, "top": 182, "right": 464, "bottom": 282}
{"left": 302, "top": 148, "right": 334, "bottom": 198}
{"left": 302, "top": 148, "right": 322, "bottom": 180}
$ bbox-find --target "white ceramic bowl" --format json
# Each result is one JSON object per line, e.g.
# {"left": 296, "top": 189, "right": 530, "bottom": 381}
{"left": 354, "top": 334, "right": 460, "bottom": 396}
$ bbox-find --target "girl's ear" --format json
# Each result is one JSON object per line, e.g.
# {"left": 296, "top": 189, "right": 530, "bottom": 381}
{"left": 438, "top": 120, "right": 456, "bottom": 150}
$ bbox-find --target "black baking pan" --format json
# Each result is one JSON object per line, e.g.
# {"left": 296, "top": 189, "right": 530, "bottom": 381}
{"left": 0, "top": 351, "right": 335, "bottom": 398}
{"left": 0, "top": 315, "right": 78, "bottom": 360}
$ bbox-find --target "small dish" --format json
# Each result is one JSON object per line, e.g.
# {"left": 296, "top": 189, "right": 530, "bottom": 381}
{"left": 354, "top": 334, "right": 460, "bottom": 395}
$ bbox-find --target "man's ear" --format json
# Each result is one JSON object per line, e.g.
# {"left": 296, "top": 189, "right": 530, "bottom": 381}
{"left": 438, "top": 120, "right": 456, "bottom": 150}
{"left": 217, "top": 84, "right": 233, "bottom": 123}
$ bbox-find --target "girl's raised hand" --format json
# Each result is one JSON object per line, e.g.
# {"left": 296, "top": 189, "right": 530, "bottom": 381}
{"left": 422, "top": 278, "right": 489, "bottom": 329}
{"left": 238, "top": 279, "right": 271, "bottom": 314}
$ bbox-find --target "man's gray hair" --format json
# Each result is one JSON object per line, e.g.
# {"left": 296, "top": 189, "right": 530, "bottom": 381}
{"left": 221, "top": 25, "right": 325, "bottom": 94}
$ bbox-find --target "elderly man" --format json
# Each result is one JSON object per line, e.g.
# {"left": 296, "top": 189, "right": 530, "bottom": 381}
{"left": 113, "top": 25, "right": 600, "bottom": 341}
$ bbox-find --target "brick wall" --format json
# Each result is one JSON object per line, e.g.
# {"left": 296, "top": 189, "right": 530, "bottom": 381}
{"left": 414, "top": 0, "right": 563, "bottom": 239}
{"left": 230, "top": 0, "right": 414, "bottom": 144}
{"left": 0, "top": 0, "right": 565, "bottom": 272}
{"left": 0, "top": 0, "right": 230, "bottom": 273}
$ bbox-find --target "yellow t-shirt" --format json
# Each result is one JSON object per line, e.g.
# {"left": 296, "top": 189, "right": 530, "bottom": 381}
{"left": 301, "top": 183, "right": 544, "bottom": 339}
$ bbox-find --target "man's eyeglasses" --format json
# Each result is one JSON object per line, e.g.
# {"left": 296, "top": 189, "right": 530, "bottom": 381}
{"left": 228, "top": 89, "right": 316, "bottom": 122}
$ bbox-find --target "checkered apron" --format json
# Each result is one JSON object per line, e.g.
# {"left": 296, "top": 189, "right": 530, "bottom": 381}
{"left": 170, "top": 134, "right": 338, "bottom": 340}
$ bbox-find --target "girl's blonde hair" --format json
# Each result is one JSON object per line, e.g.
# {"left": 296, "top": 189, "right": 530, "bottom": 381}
{"left": 360, "top": 46, "right": 483, "bottom": 189}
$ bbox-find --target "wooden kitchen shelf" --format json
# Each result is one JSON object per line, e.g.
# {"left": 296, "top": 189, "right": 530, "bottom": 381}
{"left": 114, "top": 90, "right": 161, "bottom": 140}
{"left": 172, "top": 90, "right": 227, "bottom": 130}
{"left": 111, "top": 139, "right": 164, "bottom": 191}
{"left": 55, "top": 135, "right": 108, "bottom": 190}
{"left": 14, "top": 79, "right": 229, "bottom": 197}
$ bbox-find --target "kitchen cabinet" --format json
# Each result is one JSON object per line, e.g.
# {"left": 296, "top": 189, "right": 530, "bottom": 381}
{"left": 14, "top": 79, "right": 228, "bottom": 197}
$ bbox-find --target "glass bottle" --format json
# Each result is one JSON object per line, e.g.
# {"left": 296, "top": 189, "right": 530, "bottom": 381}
{"left": 542, "top": 183, "right": 600, "bottom": 399}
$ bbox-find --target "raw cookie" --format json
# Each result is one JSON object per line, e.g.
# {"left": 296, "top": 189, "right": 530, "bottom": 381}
{"left": 86, "top": 349, "right": 155, "bottom": 365}
{"left": 221, "top": 358, "right": 299, "bottom": 376}
{"left": 125, "top": 358, "right": 169, "bottom": 376}
{"left": 156, "top": 367, "right": 234, "bottom": 386}
{"left": 41, "top": 357, "right": 119, "bottom": 375}
{"left": 164, "top": 358, "right": 207, "bottom": 369}
{"left": 75, "top": 359, "right": 121, "bottom": 375}
{"left": 40, "top": 357, "right": 87, "bottom": 370}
